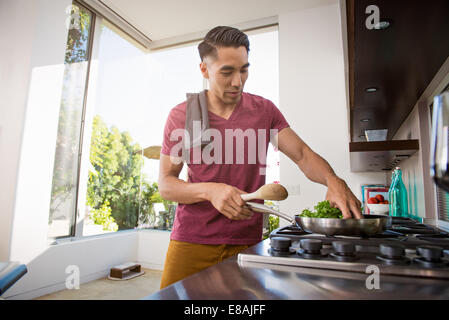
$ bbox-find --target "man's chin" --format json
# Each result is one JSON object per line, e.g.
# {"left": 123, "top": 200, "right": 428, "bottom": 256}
{"left": 223, "top": 93, "right": 241, "bottom": 104}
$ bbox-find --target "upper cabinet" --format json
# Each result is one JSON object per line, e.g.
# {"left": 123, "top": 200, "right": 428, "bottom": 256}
{"left": 346, "top": 0, "right": 449, "bottom": 143}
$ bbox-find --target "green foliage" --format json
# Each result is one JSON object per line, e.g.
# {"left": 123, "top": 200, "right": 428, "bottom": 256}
{"left": 87, "top": 115, "right": 163, "bottom": 230}
{"left": 262, "top": 201, "right": 281, "bottom": 240}
{"left": 150, "top": 191, "right": 173, "bottom": 211}
{"left": 299, "top": 200, "right": 343, "bottom": 219}
{"left": 89, "top": 201, "right": 118, "bottom": 232}
{"left": 65, "top": 4, "right": 92, "bottom": 64}
{"left": 262, "top": 215, "right": 280, "bottom": 240}
{"left": 268, "top": 215, "right": 280, "bottom": 233}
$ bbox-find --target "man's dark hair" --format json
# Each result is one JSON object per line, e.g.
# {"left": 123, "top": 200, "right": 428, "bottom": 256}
{"left": 198, "top": 26, "right": 250, "bottom": 61}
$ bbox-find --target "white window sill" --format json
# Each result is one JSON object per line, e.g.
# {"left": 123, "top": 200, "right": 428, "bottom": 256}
{"left": 47, "top": 227, "right": 171, "bottom": 246}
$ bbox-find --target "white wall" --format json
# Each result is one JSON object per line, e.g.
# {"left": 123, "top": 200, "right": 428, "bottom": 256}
{"left": 137, "top": 230, "right": 171, "bottom": 270}
{"left": 6, "top": 0, "right": 70, "bottom": 263}
{"left": 0, "top": 0, "right": 37, "bottom": 262}
{"left": 277, "top": 1, "right": 386, "bottom": 220}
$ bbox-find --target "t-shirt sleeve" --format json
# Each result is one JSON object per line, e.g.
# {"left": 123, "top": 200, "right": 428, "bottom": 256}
{"left": 161, "top": 105, "right": 186, "bottom": 157}
{"left": 268, "top": 100, "right": 290, "bottom": 133}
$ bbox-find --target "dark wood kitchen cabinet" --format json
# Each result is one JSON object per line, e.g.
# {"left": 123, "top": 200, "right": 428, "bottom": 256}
{"left": 345, "top": 0, "right": 448, "bottom": 172}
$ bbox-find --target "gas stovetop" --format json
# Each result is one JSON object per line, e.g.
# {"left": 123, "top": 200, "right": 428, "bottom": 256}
{"left": 238, "top": 217, "right": 449, "bottom": 279}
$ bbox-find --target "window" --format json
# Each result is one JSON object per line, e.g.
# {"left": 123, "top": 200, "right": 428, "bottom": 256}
{"left": 47, "top": 2, "right": 93, "bottom": 238}
{"left": 81, "top": 19, "right": 149, "bottom": 236}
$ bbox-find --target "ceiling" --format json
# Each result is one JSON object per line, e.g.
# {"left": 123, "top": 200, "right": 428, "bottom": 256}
{"left": 347, "top": 0, "right": 449, "bottom": 142}
{"left": 101, "top": 0, "right": 335, "bottom": 41}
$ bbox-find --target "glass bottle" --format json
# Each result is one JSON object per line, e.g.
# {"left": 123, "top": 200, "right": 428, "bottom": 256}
{"left": 388, "top": 170, "right": 399, "bottom": 217}
{"left": 389, "top": 167, "right": 409, "bottom": 217}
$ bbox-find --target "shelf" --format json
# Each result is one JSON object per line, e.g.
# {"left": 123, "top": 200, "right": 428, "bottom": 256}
{"left": 349, "top": 140, "right": 420, "bottom": 172}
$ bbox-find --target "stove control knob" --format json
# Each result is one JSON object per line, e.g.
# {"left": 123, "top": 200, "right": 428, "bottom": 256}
{"left": 379, "top": 243, "right": 405, "bottom": 259}
{"left": 270, "top": 237, "right": 291, "bottom": 252}
{"left": 300, "top": 239, "right": 322, "bottom": 253}
{"left": 417, "top": 245, "right": 443, "bottom": 262}
{"left": 332, "top": 241, "right": 355, "bottom": 256}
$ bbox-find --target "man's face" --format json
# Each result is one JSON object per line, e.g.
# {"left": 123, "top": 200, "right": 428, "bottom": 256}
{"left": 200, "top": 46, "right": 249, "bottom": 105}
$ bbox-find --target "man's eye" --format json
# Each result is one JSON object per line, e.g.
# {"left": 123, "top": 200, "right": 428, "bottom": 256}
{"left": 222, "top": 72, "right": 232, "bottom": 76}
{"left": 241, "top": 69, "right": 248, "bottom": 73}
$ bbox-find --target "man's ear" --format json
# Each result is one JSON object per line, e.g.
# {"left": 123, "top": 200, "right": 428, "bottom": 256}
{"left": 200, "top": 61, "right": 209, "bottom": 79}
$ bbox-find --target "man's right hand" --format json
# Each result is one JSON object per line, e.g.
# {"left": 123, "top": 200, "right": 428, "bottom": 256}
{"left": 206, "top": 183, "right": 254, "bottom": 220}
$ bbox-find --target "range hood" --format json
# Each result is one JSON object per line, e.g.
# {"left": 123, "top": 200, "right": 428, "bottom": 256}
{"left": 349, "top": 140, "right": 419, "bottom": 172}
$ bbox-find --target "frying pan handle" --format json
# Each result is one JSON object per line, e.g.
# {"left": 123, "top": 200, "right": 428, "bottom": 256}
{"left": 246, "top": 202, "right": 295, "bottom": 224}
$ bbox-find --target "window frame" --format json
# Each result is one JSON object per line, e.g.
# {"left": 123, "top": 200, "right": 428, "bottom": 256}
{"left": 72, "top": 9, "right": 102, "bottom": 240}
{"left": 48, "top": 1, "right": 96, "bottom": 242}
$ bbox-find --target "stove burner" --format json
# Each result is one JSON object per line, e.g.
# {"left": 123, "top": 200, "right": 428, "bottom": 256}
{"left": 413, "top": 257, "right": 449, "bottom": 269}
{"left": 268, "top": 248, "right": 296, "bottom": 257}
{"left": 413, "top": 245, "right": 449, "bottom": 269}
{"left": 268, "top": 237, "right": 296, "bottom": 256}
{"left": 270, "top": 237, "right": 292, "bottom": 251}
{"left": 300, "top": 239, "right": 322, "bottom": 253}
{"left": 417, "top": 245, "right": 444, "bottom": 260}
{"left": 376, "top": 243, "right": 410, "bottom": 265}
{"left": 329, "top": 241, "right": 358, "bottom": 262}
{"left": 297, "top": 239, "right": 326, "bottom": 259}
{"left": 416, "top": 234, "right": 449, "bottom": 246}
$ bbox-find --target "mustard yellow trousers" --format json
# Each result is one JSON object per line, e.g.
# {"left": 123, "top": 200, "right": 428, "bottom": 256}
{"left": 160, "top": 239, "right": 249, "bottom": 289}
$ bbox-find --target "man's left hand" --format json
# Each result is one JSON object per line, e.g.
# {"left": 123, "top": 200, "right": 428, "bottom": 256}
{"left": 325, "top": 176, "right": 363, "bottom": 219}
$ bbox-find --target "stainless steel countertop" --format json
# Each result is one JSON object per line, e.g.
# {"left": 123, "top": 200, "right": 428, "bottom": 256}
{"left": 143, "top": 239, "right": 449, "bottom": 300}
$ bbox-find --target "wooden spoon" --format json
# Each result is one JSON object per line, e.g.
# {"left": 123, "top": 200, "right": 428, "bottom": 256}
{"left": 241, "top": 183, "right": 288, "bottom": 202}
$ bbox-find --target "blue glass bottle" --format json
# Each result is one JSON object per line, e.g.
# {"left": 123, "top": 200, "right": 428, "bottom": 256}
{"left": 388, "top": 170, "right": 399, "bottom": 217}
{"left": 388, "top": 167, "right": 409, "bottom": 217}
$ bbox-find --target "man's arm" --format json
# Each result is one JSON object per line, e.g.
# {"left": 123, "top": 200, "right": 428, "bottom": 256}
{"left": 157, "top": 154, "right": 253, "bottom": 220}
{"left": 276, "top": 128, "right": 362, "bottom": 219}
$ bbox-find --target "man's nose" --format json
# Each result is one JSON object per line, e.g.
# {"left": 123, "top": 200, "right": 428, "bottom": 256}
{"left": 231, "top": 73, "right": 242, "bottom": 88}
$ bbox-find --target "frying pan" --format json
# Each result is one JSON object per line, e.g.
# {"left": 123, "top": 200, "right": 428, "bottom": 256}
{"left": 246, "top": 202, "right": 391, "bottom": 236}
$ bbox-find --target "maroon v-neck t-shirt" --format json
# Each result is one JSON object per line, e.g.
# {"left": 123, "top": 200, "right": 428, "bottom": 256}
{"left": 161, "top": 92, "right": 290, "bottom": 245}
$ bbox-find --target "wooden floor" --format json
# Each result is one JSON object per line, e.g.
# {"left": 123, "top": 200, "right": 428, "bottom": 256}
{"left": 35, "top": 268, "right": 163, "bottom": 300}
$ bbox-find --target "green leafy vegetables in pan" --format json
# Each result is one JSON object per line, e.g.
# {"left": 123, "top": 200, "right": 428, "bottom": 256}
{"left": 299, "top": 200, "right": 343, "bottom": 219}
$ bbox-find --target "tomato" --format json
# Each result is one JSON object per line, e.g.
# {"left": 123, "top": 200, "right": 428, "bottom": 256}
{"left": 375, "top": 194, "right": 384, "bottom": 202}
{"left": 367, "top": 197, "right": 379, "bottom": 204}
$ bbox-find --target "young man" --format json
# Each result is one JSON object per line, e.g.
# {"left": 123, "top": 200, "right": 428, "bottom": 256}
{"left": 158, "top": 26, "right": 362, "bottom": 289}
